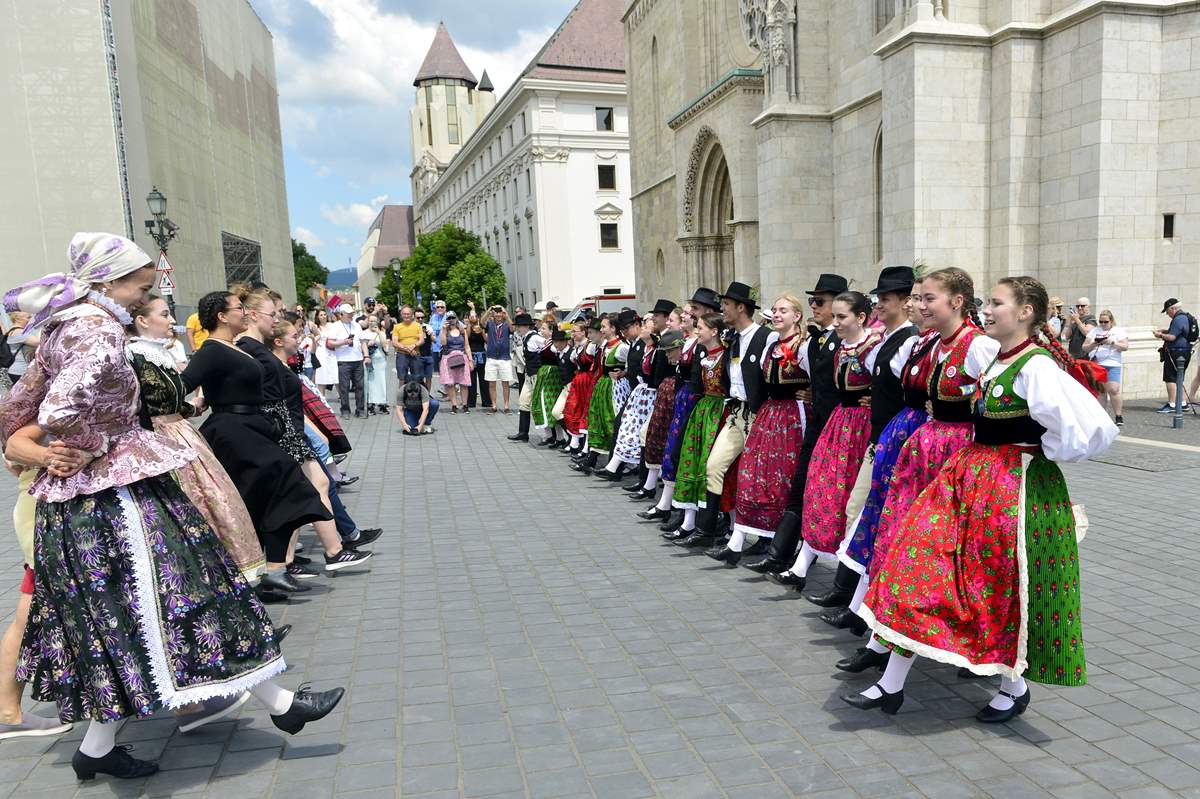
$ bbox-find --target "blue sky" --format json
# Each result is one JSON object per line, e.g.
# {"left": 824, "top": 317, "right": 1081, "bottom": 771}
{"left": 249, "top": 0, "right": 577, "bottom": 275}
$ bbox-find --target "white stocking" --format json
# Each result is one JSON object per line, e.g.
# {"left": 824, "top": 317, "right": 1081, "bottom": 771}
{"left": 860, "top": 651, "right": 916, "bottom": 698}
{"left": 866, "top": 636, "right": 889, "bottom": 654}
{"left": 603, "top": 456, "right": 621, "bottom": 474}
{"left": 569, "top": 434, "right": 581, "bottom": 449}
{"left": 727, "top": 529, "right": 746, "bottom": 552}
{"left": 988, "top": 675, "right": 1028, "bottom": 710}
{"left": 250, "top": 681, "right": 294, "bottom": 715}
{"left": 847, "top": 573, "right": 869, "bottom": 613}
{"left": 788, "top": 542, "right": 818, "bottom": 578}
{"left": 656, "top": 482, "right": 676, "bottom": 511}
{"left": 643, "top": 466, "right": 660, "bottom": 491}
{"left": 680, "top": 508, "right": 697, "bottom": 531}
{"left": 79, "top": 719, "right": 120, "bottom": 758}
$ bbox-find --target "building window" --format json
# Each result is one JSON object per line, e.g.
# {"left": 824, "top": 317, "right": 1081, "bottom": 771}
{"left": 446, "top": 86, "right": 459, "bottom": 145}
{"left": 873, "top": 126, "right": 884, "bottom": 263}
{"left": 597, "top": 164, "right": 617, "bottom": 190}
{"left": 1164, "top": 213, "right": 1175, "bottom": 239}
{"left": 516, "top": 229, "right": 522, "bottom": 258}
{"left": 533, "top": 290, "right": 538, "bottom": 304}
{"left": 424, "top": 85, "right": 434, "bottom": 145}
{"left": 528, "top": 224, "right": 535, "bottom": 255}
{"left": 222, "top": 232, "right": 263, "bottom": 285}
{"left": 595, "top": 107, "right": 614, "bottom": 131}
{"left": 519, "top": 112, "right": 526, "bottom": 136}
{"left": 876, "top": 0, "right": 899, "bottom": 32}
{"left": 507, "top": 125, "right": 513, "bottom": 147}
{"left": 505, "top": 235, "right": 511, "bottom": 262}
{"left": 599, "top": 223, "right": 619, "bottom": 249}
{"left": 513, "top": 177, "right": 519, "bottom": 203}
{"left": 525, "top": 169, "right": 531, "bottom": 194}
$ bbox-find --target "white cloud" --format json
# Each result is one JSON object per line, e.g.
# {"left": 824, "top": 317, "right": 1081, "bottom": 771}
{"left": 320, "top": 194, "right": 390, "bottom": 227}
{"left": 293, "top": 226, "right": 324, "bottom": 248}
{"left": 336, "top": 236, "right": 351, "bottom": 246}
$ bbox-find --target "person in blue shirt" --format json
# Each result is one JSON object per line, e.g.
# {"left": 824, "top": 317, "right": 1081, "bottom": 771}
{"left": 429, "top": 300, "right": 447, "bottom": 394}
{"left": 1154, "top": 298, "right": 1194, "bottom": 412}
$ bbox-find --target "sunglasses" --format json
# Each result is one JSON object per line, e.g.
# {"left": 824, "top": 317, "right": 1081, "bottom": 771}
{"left": 808, "top": 297, "right": 827, "bottom": 308}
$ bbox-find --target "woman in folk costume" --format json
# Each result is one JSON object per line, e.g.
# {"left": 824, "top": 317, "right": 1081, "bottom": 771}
{"left": 548, "top": 325, "right": 586, "bottom": 448}
{"left": 667, "top": 312, "right": 729, "bottom": 537}
{"left": 710, "top": 295, "right": 810, "bottom": 566}
{"left": 625, "top": 328, "right": 685, "bottom": 502}
{"left": 573, "top": 314, "right": 630, "bottom": 475}
{"left": 611, "top": 314, "right": 663, "bottom": 469}
{"left": 1, "top": 233, "right": 343, "bottom": 781}
{"left": 768, "top": 292, "right": 880, "bottom": 589}
{"left": 848, "top": 276, "right": 1117, "bottom": 720}
{"left": 530, "top": 323, "right": 568, "bottom": 441}
{"left": 563, "top": 319, "right": 603, "bottom": 456}
{"left": 644, "top": 290, "right": 720, "bottom": 532}
{"left": 125, "top": 296, "right": 265, "bottom": 580}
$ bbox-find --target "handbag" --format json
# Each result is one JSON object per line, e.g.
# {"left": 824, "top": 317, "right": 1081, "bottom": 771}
{"left": 445, "top": 349, "right": 467, "bottom": 369}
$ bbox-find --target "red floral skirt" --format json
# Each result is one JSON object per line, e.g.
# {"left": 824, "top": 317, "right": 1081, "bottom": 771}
{"left": 643, "top": 378, "right": 677, "bottom": 466}
{"left": 862, "top": 444, "right": 1086, "bottom": 685}
{"left": 734, "top": 397, "right": 807, "bottom": 536}
{"left": 562, "top": 369, "right": 599, "bottom": 436}
{"left": 801, "top": 405, "right": 872, "bottom": 555}
{"left": 870, "top": 419, "right": 973, "bottom": 574}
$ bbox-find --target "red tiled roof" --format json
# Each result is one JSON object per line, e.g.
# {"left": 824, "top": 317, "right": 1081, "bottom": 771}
{"left": 414, "top": 22, "right": 478, "bottom": 87}
{"left": 523, "top": 0, "right": 625, "bottom": 83}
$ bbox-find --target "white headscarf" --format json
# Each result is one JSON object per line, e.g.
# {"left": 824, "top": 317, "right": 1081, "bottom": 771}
{"left": 4, "top": 232, "right": 153, "bottom": 330}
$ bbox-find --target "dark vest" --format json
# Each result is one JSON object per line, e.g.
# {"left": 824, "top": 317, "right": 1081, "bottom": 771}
{"left": 522, "top": 332, "right": 543, "bottom": 374}
{"left": 720, "top": 324, "right": 774, "bottom": 414}
{"left": 808, "top": 326, "right": 841, "bottom": 422}
{"left": 625, "top": 337, "right": 646, "bottom": 388}
{"left": 869, "top": 325, "right": 917, "bottom": 443}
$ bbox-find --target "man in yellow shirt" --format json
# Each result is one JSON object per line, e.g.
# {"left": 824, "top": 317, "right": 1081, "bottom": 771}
{"left": 390, "top": 305, "right": 424, "bottom": 383}
{"left": 185, "top": 311, "right": 209, "bottom": 352}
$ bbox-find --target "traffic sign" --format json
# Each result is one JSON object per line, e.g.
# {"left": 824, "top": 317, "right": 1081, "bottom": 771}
{"left": 157, "top": 271, "right": 176, "bottom": 295}
{"left": 157, "top": 251, "right": 174, "bottom": 273}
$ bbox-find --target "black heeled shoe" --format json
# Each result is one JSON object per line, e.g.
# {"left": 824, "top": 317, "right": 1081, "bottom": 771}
{"left": 975, "top": 686, "right": 1030, "bottom": 723}
{"left": 705, "top": 545, "right": 741, "bottom": 566}
{"left": 805, "top": 586, "right": 854, "bottom": 607}
{"left": 274, "top": 624, "right": 292, "bottom": 645}
{"left": 835, "top": 647, "right": 889, "bottom": 673}
{"left": 270, "top": 684, "right": 346, "bottom": 734}
{"left": 260, "top": 571, "right": 312, "bottom": 594}
{"left": 628, "top": 488, "right": 656, "bottom": 502}
{"left": 743, "top": 556, "right": 789, "bottom": 574}
{"left": 638, "top": 507, "right": 669, "bottom": 521}
{"left": 658, "top": 510, "right": 684, "bottom": 532}
{"left": 765, "top": 571, "right": 806, "bottom": 591}
{"left": 820, "top": 607, "right": 869, "bottom": 636}
{"left": 673, "top": 531, "right": 715, "bottom": 548}
{"left": 660, "top": 527, "right": 694, "bottom": 541}
{"left": 840, "top": 683, "right": 904, "bottom": 715}
{"left": 593, "top": 468, "right": 624, "bottom": 482}
{"left": 72, "top": 745, "right": 159, "bottom": 781}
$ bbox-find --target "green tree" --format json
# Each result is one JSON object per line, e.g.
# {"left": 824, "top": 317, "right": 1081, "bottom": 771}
{"left": 442, "top": 251, "right": 507, "bottom": 312}
{"left": 292, "top": 238, "right": 329, "bottom": 309}
{"left": 399, "top": 224, "right": 489, "bottom": 308}
{"left": 375, "top": 259, "right": 402, "bottom": 312}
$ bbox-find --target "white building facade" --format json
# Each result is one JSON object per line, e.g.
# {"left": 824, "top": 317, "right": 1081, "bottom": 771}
{"left": 411, "top": 0, "right": 635, "bottom": 311}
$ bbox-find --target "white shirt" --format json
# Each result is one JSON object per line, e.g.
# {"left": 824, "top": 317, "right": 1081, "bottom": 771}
{"left": 329, "top": 320, "right": 368, "bottom": 362}
{"left": 864, "top": 321, "right": 914, "bottom": 376}
{"left": 729, "top": 322, "right": 778, "bottom": 401}
{"left": 1085, "top": 326, "right": 1127, "bottom": 367}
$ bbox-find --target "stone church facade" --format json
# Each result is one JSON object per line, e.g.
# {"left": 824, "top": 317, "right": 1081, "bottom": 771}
{"left": 624, "top": 0, "right": 1199, "bottom": 397}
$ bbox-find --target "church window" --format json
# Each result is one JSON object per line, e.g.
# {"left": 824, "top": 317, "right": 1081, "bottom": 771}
{"left": 513, "top": 177, "right": 519, "bottom": 203}
{"left": 597, "top": 164, "right": 617, "bottom": 191}
{"left": 447, "top": 85, "right": 460, "bottom": 144}
{"left": 1164, "top": 213, "right": 1175, "bottom": 239}
{"left": 595, "top": 107, "right": 614, "bottom": 131}
{"left": 655, "top": 250, "right": 665, "bottom": 281}
{"left": 424, "top": 86, "right": 434, "bottom": 145}
{"left": 651, "top": 38, "right": 661, "bottom": 153}
{"left": 516, "top": 229, "right": 522, "bottom": 259}
{"left": 600, "top": 223, "right": 619, "bottom": 249}
{"left": 874, "top": 126, "right": 884, "bottom": 263}
{"left": 525, "top": 169, "right": 531, "bottom": 194}
{"left": 875, "top": 0, "right": 899, "bottom": 32}
{"left": 528, "top": 224, "right": 535, "bottom": 255}
{"left": 505, "top": 235, "right": 512, "bottom": 262}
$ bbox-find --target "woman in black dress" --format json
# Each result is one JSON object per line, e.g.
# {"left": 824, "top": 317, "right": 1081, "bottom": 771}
{"left": 181, "top": 292, "right": 333, "bottom": 597}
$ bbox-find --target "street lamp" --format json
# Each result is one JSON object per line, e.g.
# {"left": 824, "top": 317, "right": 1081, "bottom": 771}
{"left": 143, "top": 186, "right": 179, "bottom": 315}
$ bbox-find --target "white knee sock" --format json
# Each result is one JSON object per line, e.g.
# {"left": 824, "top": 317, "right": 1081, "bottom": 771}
{"left": 728, "top": 529, "right": 746, "bottom": 552}
{"left": 788, "top": 542, "right": 818, "bottom": 577}
{"left": 989, "top": 675, "right": 1028, "bottom": 710}
{"left": 848, "top": 573, "right": 869, "bottom": 613}
{"left": 79, "top": 720, "right": 120, "bottom": 758}
{"left": 866, "top": 636, "right": 889, "bottom": 654}
{"left": 681, "top": 508, "right": 697, "bottom": 531}
{"left": 604, "top": 457, "right": 620, "bottom": 474}
{"left": 570, "top": 434, "right": 581, "bottom": 449}
{"left": 656, "top": 482, "right": 675, "bottom": 511}
{"left": 643, "top": 466, "right": 660, "bottom": 491}
{"left": 860, "top": 651, "right": 916, "bottom": 698}
{"left": 250, "top": 681, "right": 294, "bottom": 715}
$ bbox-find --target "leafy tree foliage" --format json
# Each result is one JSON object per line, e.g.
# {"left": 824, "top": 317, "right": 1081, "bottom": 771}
{"left": 292, "top": 239, "right": 329, "bottom": 309}
{"left": 400, "top": 224, "right": 506, "bottom": 313}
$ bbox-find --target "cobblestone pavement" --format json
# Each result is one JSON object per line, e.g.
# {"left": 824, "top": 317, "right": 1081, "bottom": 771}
{"left": 2, "top": 404, "right": 1200, "bottom": 798}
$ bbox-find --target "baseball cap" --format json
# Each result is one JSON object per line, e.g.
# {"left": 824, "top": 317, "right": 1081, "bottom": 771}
{"left": 1162, "top": 297, "right": 1181, "bottom": 314}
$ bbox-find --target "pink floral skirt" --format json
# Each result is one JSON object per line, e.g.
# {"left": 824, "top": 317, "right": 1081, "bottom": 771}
{"left": 439, "top": 352, "right": 472, "bottom": 386}
{"left": 801, "top": 405, "right": 872, "bottom": 556}
{"left": 734, "top": 397, "right": 807, "bottom": 536}
{"left": 870, "top": 420, "right": 973, "bottom": 574}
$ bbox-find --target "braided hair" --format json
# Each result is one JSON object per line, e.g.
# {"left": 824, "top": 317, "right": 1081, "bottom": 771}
{"left": 998, "top": 276, "right": 1104, "bottom": 393}
{"left": 924, "top": 267, "right": 979, "bottom": 327}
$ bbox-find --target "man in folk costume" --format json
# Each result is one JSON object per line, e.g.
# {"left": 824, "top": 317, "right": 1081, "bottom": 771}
{"left": 594, "top": 309, "right": 644, "bottom": 481}
{"left": 815, "top": 267, "right": 917, "bottom": 626}
{"left": 507, "top": 313, "right": 542, "bottom": 443}
{"left": 675, "top": 282, "right": 775, "bottom": 549}
{"left": 745, "top": 273, "right": 849, "bottom": 572}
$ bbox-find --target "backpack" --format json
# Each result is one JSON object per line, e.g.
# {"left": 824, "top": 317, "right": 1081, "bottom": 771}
{"left": 0, "top": 329, "right": 15, "bottom": 371}
{"left": 1183, "top": 312, "right": 1200, "bottom": 345}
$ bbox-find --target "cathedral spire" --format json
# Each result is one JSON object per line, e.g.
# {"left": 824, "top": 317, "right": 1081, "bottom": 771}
{"left": 413, "top": 22, "right": 478, "bottom": 88}
{"left": 478, "top": 69, "right": 494, "bottom": 92}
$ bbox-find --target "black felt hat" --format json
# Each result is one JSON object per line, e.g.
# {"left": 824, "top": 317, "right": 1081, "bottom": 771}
{"left": 551, "top": 329, "right": 568, "bottom": 342}
{"left": 615, "top": 309, "right": 641, "bottom": 330}
{"left": 689, "top": 287, "right": 721, "bottom": 311}
{"left": 651, "top": 298, "right": 677, "bottom": 316}
{"left": 870, "top": 266, "right": 915, "bottom": 296}
{"left": 806, "top": 273, "right": 849, "bottom": 296}
{"left": 513, "top": 313, "right": 534, "bottom": 327}
{"left": 719, "top": 281, "right": 759, "bottom": 310}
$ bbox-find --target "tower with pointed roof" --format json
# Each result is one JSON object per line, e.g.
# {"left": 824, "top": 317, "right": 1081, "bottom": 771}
{"left": 410, "top": 22, "right": 496, "bottom": 203}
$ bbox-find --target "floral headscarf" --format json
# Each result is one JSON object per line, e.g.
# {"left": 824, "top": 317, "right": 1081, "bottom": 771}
{"left": 4, "top": 232, "right": 153, "bottom": 330}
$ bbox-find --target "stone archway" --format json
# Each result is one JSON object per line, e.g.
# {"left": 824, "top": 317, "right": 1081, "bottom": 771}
{"left": 681, "top": 128, "right": 735, "bottom": 291}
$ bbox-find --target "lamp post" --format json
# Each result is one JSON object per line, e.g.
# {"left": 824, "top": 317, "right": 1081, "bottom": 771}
{"left": 143, "top": 186, "right": 179, "bottom": 316}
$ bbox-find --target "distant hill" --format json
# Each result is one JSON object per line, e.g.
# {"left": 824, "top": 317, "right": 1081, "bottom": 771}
{"left": 325, "top": 268, "right": 357, "bottom": 289}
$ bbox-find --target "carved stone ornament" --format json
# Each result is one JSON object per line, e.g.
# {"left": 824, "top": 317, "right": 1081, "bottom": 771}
{"left": 739, "top": 0, "right": 769, "bottom": 51}
{"left": 682, "top": 126, "right": 716, "bottom": 233}
{"left": 530, "top": 146, "right": 570, "bottom": 163}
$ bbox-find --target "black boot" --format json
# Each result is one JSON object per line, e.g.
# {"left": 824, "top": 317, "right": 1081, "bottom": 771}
{"left": 743, "top": 510, "right": 802, "bottom": 574}
{"left": 507, "top": 411, "right": 531, "bottom": 442}
{"left": 571, "top": 451, "right": 599, "bottom": 474}
{"left": 658, "top": 509, "right": 684, "bottom": 532}
{"left": 806, "top": 562, "right": 859, "bottom": 607}
{"left": 674, "top": 492, "right": 719, "bottom": 548}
